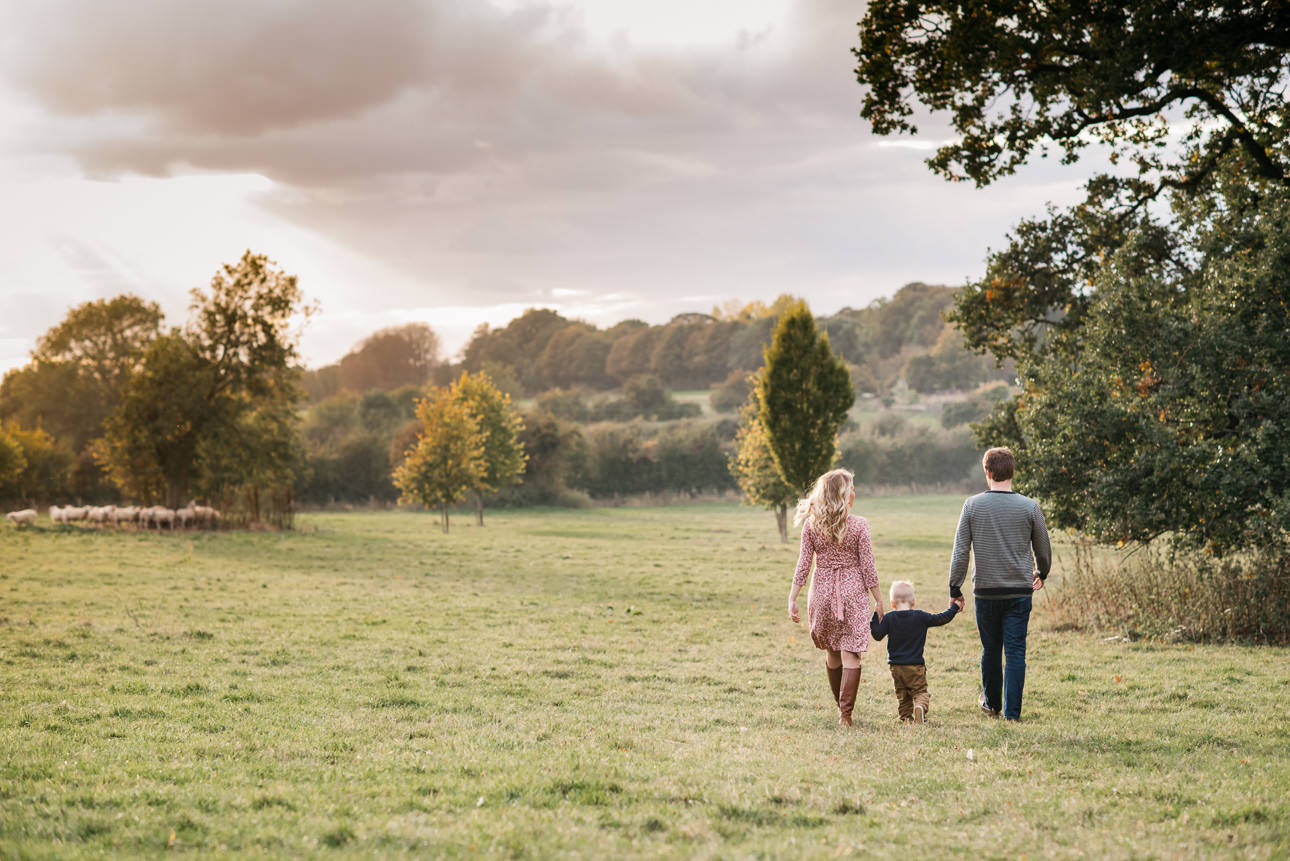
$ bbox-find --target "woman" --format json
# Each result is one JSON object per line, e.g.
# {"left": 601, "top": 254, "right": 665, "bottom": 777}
{"left": 787, "top": 469, "right": 884, "bottom": 726}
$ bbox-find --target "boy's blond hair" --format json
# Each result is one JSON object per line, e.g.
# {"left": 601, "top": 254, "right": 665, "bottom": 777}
{"left": 889, "top": 580, "right": 915, "bottom": 607}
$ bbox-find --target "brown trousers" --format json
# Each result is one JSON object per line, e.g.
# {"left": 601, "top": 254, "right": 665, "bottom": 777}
{"left": 889, "top": 664, "right": 930, "bottom": 721}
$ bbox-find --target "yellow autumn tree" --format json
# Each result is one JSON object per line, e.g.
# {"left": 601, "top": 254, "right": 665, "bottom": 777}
{"left": 392, "top": 386, "right": 484, "bottom": 533}
{"left": 729, "top": 377, "right": 796, "bottom": 542}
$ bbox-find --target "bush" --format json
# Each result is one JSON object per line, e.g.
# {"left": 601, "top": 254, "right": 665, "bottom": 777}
{"left": 709, "top": 370, "right": 751, "bottom": 413}
{"left": 1046, "top": 542, "right": 1290, "bottom": 644}
{"left": 487, "top": 410, "right": 585, "bottom": 506}
{"left": 871, "top": 412, "right": 907, "bottom": 438}
{"left": 573, "top": 421, "right": 733, "bottom": 498}
{"left": 941, "top": 384, "right": 1010, "bottom": 429}
{"left": 536, "top": 389, "right": 592, "bottom": 422}
{"left": 838, "top": 426, "right": 979, "bottom": 488}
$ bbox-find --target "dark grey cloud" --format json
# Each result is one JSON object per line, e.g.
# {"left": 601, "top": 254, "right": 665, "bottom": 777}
{"left": 3, "top": 0, "right": 1088, "bottom": 346}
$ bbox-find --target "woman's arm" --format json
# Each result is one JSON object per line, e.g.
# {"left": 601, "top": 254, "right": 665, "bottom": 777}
{"left": 857, "top": 519, "right": 883, "bottom": 619}
{"left": 789, "top": 522, "right": 812, "bottom": 622}
{"left": 788, "top": 581, "right": 803, "bottom": 623}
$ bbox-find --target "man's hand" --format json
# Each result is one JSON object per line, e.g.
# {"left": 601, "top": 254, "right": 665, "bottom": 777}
{"left": 952, "top": 595, "right": 966, "bottom": 611}
{"left": 788, "top": 600, "right": 800, "bottom": 623}
{"left": 1032, "top": 572, "right": 1045, "bottom": 592}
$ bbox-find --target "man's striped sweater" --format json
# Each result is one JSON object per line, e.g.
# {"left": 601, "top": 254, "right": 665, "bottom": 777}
{"left": 948, "top": 490, "right": 1052, "bottom": 599}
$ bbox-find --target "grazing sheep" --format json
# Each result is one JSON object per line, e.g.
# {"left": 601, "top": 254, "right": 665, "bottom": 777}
{"left": 49, "top": 505, "right": 65, "bottom": 524}
{"left": 6, "top": 509, "right": 37, "bottom": 527}
{"left": 111, "top": 505, "right": 140, "bottom": 526}
{"left": 176, "top": 505, "right": 197, "bottom": 529}
{"left": 150, "top": 507, "right": 176, "bottom": 530}
{"left": 193, "top": 505, "right": 221, "bottom": 528}
{"left": 62, "top": 506, "right": 88, "bottom": 522}
{"left": 86, "top": 506, "right": 115, "bottom": 526}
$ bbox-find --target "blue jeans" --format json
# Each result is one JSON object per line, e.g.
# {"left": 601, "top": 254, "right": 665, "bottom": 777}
{"left": 975, "top": 595, "right": 1032, "bottom": 720}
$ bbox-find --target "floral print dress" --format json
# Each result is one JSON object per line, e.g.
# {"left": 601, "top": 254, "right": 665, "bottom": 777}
{"left": 792, "top": 514, "right": 879, "bottom": 653}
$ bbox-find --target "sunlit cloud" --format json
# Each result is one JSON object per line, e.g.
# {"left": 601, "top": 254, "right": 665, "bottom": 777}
{"left": 0, "top": 0, "right": 1092, "bottom": 374}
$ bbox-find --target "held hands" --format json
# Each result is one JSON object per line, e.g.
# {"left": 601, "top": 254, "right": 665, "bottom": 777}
{"left": 951, "top": 595, "right": 966, "bottom": 611}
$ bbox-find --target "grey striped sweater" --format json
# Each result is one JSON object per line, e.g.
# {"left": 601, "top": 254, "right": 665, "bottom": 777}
{"left": 949, "top": 490, "right": 1052, "bottom": 598}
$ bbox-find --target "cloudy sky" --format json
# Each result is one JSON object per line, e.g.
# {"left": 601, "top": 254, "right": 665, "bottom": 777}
{"left": 0, "top": 0, "right": 1089, "bottom": 372}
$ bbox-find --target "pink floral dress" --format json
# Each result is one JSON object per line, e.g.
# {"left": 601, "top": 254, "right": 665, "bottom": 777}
{"left": 793, "top": 514, "right": 880, "bottom": 652}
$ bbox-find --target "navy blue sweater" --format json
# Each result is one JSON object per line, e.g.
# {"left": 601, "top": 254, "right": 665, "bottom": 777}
{"left": 869, "top": 604, "right": 960, "bottom": 666}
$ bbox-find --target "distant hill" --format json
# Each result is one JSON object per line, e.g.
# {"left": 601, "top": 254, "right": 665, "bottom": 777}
{"left": 301, "top": 283, "right": 1009, "bottom": 402}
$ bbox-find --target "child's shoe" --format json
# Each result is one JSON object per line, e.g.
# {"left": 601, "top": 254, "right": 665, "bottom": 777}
{"left": 913, "top": 705, "right": 926, "bottom": 723}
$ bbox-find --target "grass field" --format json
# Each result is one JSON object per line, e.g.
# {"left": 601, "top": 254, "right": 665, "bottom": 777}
{"left": 2, "top": 497, "right": 1288, "bottom": 858}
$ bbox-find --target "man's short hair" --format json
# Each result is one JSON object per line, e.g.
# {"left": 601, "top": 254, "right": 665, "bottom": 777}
{"left": 889, "top": 580, "right": 915, "bottom": 606}
{"left": 982, "top": 447, "right": 1015, "bottom": 481}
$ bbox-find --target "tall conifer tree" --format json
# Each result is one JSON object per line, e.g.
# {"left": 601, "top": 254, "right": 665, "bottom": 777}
{"left": 758, "top": 302, "right": 854, "bottom": 499}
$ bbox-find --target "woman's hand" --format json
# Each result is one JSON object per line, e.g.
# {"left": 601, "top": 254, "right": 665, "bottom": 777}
{"left": 788, "top": 599, "right": 800, "bottom": 623}
{"left": 875, "top": 603, "right": 885, "bottom": 621}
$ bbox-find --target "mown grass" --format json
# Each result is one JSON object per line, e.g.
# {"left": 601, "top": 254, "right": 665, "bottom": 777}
{"left": 1, "top": 497, "right": 1288, "bottom": 859}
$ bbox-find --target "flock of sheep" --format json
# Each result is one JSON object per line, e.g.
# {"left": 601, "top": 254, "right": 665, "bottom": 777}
{"left": 4, "top": 504, "right": 222, "bottom": 529}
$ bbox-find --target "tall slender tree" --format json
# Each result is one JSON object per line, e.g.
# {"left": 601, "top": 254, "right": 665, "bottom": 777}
{"left": 757, "top": 302, "right": 855, "bottom": 498}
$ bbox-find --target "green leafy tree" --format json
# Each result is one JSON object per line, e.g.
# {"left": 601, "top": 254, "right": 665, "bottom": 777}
{"left": 187, "top": 250, "right": 315, "bottom": 400}
{"left": 31, "top": 294, "right": 163, "bottom": 391}
{"left": 757, "top": 302, "right": 855, "bottom": 499}
{"left": 0, "top": 295, "right": 162, "bottom": 500}
{"left": 507, "top": 410, "right": 584, "bottom": 505}
{"left": 393, "top": 387, "right": 484, "bottom": 533}
{"left": 856, "top": 3, "right": 1290, "bottom": 560}
{"left": 0, "top": 427, "right": 28, "bottom": 502}
{"left": 97, "top": 252, "right": 312, "bottom": 516}
{"left": 987, "top": 178, "right": 1290, "bottom": 553}
{"left": 730, "top": 385, "right": 797, "bottom": 542}
{"left": 197, "top": 400, "right": 304, "bottom": 527}
{"left": 1, "top": 424, "right": 74, "bottom": 505}
{"left": 856, "top": 1, "right": 1290, "bottom": 193}
{"left": 451, "top": 371, "right": 527, "bottom": 525}
{"left": 96, "top": 334, "right": 220, "bottom": 505}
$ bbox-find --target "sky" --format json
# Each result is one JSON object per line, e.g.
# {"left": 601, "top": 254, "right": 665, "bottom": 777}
{"left": 0, "top": 0, "right": 1090, "bottom": 373}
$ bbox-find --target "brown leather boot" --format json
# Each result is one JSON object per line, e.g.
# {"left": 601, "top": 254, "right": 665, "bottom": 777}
{"left": 838, "top": 667, "right": 861, "bottom": 727}
{"left": 827, "top": 664, "right": 843, "bottom": 704}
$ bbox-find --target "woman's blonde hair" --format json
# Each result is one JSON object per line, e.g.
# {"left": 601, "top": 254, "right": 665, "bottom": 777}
{"left": 793, "top": 469, "right": 854, "bottom": 544}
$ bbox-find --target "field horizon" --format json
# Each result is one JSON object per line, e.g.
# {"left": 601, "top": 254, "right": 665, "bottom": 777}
{"left": 3, "top": 496, "right": 1287, "bottom": 858}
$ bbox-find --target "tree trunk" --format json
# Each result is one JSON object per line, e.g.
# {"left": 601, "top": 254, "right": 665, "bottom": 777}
{"left": 775, "top": 504, "right": 788, "bottom": 543}
{"left": 441, "top": 501, "right": 449, "bottom": 534}
{"left": 476, "top": 493, "right": 484, "bottom": 526}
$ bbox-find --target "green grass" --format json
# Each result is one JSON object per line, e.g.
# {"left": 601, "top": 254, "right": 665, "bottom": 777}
{"left": 2, "top": 497, "right": 1288, "bottom": 858}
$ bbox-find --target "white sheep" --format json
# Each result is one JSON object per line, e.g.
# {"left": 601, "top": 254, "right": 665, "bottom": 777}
{"left": 151, "top": 507, "right": 176, "bottom": 530}
{"left": 176, "top": 505, "right": 197, "bottom": 528}
{"left": 194, "top": 505, "right": 221, "bottom": 527}
{"left": 62, "top": 505, "right": 88, "bottom": 522}
{"left": 6, "top": 509, "right": 37, "bottom": 527}
{"left": 86, "top": 506, "right": 113, "bottom": 526}
{"left": 111, "top": 505, "right": 140, "bottom": 526}
{"left": 49, "top": 505, "right": 65, "bottom": 524}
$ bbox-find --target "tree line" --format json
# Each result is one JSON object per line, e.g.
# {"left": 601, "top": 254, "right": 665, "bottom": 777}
{"left": 301, "top": 284, "right": 1008, "bottom": 404}
{"left": 2, "top": 270, "right": 1005, "bottom": 524}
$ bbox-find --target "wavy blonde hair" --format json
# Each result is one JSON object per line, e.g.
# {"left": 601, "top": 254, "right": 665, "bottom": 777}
{"left": 793, "top": 469, "right": 854, "bottom": 545}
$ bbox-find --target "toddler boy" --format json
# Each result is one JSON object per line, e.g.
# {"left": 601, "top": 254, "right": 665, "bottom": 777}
{"left": 870, "top": 580, "right": 959, "bottom": 723}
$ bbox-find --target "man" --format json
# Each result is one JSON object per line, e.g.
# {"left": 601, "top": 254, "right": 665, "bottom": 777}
{"left": 949, "top": 447, "right": 1051, "bottom": 721}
